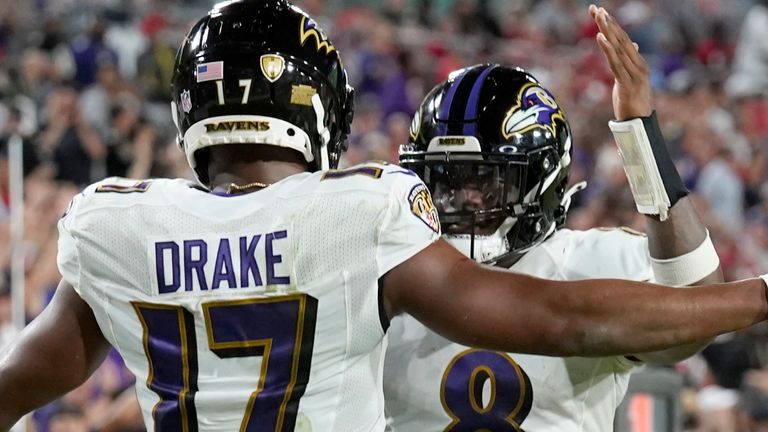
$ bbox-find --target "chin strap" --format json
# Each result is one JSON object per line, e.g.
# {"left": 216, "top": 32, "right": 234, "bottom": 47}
{"left": 312, "top": 93, "right": 331, "bottom": 170}
{"left": 555, "top": 181, "right": 587, "bottom": 225}
{"left": 561, "top": 181, "right": 587, "bottom": 213}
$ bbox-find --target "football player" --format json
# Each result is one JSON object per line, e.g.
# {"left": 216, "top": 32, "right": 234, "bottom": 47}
{"left": 385, "top": 5, "right": 723, "bottom": 431}
{"left": 1, "top": 2, "right": 768, "bottom": 432}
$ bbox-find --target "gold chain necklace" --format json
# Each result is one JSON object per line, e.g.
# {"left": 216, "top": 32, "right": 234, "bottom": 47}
{"left": 226, "top": 181, "right": 271, "bottom": 194}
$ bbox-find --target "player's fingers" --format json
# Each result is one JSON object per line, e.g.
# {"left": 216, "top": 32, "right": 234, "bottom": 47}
{"left": 596, "top": 8, "right": 646, "bottom": 78}
{"left": 613, "top": 24, "right": 648, "bottom": 75}
{"left": 596, "top": 32, "right": 631, "bottom": 83}
{"left": 594, "top": 8, "right": 630, "bottom": 65}
{"left": 592, "top": 8, "right": 624, "bottom": 72}
{"left": 601, "top": 8, "right": 646, "bottom": 71}
{"left": 588, "top": 3, "right": 599, "bottom": 19}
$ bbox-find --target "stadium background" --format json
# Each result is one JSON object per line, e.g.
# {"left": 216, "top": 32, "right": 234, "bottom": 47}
{"left": 0, "top": 0, "right": 767, "bottom": 430}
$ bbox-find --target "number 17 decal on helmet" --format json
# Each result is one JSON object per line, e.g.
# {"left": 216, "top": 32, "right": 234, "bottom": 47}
{"left": 171, "top": 0, "right": 354, "bottom": 186}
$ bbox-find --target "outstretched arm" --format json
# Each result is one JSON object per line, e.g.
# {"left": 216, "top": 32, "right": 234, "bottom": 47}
{"left": 590, "top": 4, "right": 722, "bottom": 362}
{"left": 0, "top": 280, "right": 111, "bottom": 429}
{"left": 383, "top": 239, "right": 767, "bottom": 357}
{"left": 634, "top": 197, "right": 721, "bottom": 363}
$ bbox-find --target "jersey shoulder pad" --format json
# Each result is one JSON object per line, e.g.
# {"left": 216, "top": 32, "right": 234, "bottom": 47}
{"left": 89, "top": 177, "right": 156, "bottom": 194}
{"left": 312, "top": 161, "right": 420, "bottom": 195}
{"left": 542, "top": 228, "right": 652, "bottom": 280}
{"left": 595, "top": 226, "right": 647, "bottom": 238}
{"left": 64, "top": 177, "right": 188, "bottom": 219}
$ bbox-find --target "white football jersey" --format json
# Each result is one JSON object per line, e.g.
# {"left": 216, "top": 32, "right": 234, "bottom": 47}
{"left": 384, "top": 228, "right": 653, "bottom": 432}
{"left": 57, "top": 162, "right": 440, "bottom": 432}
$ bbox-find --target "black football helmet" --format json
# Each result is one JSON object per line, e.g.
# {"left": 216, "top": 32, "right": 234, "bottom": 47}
{"left": 171, "top": 0, "right": 354, "bottom": 185}
{"left": 400, "top": 64, "right": 582, "bottom": 265}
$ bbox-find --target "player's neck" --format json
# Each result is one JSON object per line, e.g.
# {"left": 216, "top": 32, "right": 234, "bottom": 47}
{"left": 207, "top": 145, "right": 309, "bottom": 192}
{"left": 209, "top": 161, "right": 307, "bottom": 189}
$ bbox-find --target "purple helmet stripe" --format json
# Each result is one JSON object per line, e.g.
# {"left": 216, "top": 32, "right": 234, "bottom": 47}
{"left": 462, "top": 65, "right": 495, "bottom": 136}
{"left": 437, "top": 69, "right": 471, "bottom": 136}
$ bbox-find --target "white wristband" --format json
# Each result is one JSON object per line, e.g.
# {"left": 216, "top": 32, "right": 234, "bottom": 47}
{"left": 650, "top": 230, "right": 719, "bottom": 286}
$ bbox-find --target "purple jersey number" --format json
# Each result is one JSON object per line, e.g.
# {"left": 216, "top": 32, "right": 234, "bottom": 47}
{"left": 440, "top": 349, "right": 533, "bottom": 431}
{"left": 133, "top": 293, "right": 318, "bottom": 432}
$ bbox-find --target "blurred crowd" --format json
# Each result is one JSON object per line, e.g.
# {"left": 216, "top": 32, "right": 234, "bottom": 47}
{"left": 0, "top": 0, "right": 767, "bottom": 430}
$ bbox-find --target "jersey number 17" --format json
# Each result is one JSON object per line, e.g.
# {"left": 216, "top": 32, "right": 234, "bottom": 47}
{"left": 132, "top": 293, "right": 318, "bottom": 432}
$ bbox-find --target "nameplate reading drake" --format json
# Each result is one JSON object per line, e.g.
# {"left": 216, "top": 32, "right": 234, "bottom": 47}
{"left": 152, "top": 230, "right": 291, "bottom": 294}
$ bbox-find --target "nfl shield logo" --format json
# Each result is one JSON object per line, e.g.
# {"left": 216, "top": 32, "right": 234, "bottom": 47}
{"left": 180, "top": 90, "right": 192, "bottom": 113}
{"left": 260, "top": 54, "right": 286, "bottom": 83}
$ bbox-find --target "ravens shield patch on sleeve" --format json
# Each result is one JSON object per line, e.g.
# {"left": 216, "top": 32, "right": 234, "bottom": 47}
{"left": 408, "top": 184, "right": 440, "bottom": 234}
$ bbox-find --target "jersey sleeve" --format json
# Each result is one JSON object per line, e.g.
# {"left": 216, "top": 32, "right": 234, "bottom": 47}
{"left": 56, "top": 179, "right": 121, "bottom": 296}
{"left": 557, "top": 228, "right": 654, "bottom": 282}
{"left": 57, "top": 191, "right": 89, "bottom": 294}
{"left": 376, "top": 169, "right": 441, "bottom": 277}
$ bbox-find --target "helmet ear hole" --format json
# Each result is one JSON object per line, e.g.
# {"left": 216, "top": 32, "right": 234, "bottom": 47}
{"left": 341, "top": 86, "right": 355, "bottom": 135}
{"left": 193, "top": 148, "right": 211, "bottom": 187}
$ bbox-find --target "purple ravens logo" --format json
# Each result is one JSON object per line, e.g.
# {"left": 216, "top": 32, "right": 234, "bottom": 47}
{"left": 299, "top": 16, "right": 336, "bottom": 54}
{"left": 501, "top": 83, "right": 565, "bottom": 140}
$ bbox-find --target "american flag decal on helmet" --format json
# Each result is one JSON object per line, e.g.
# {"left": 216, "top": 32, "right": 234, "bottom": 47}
{"left": 196, "top": 61, "right": 224, "bottom": 82}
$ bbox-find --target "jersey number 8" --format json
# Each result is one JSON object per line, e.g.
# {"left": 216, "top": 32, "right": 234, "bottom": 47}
{"left": 440, "top": 349, "right": 533, "bottom": 431}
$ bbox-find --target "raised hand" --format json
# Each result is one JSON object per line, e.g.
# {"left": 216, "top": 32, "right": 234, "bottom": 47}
{"left": 589, "top": 4, "right": 652, "bottom": 120}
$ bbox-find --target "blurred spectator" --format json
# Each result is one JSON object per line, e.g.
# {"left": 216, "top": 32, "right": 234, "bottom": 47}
{"left": 103, "top": 8, "right": 147, "bottom": 80}
{"left": 686, "top": 125, "right": 745, "bottom": 230}
{"left": 416, "top": 0, "right": 435, "bottom": 27}
{"left": 702, "top": 333, "right": 763, "bottom": 390}
{"left": 343, "top": 95, "right": 382, "bottom": 167}
{"left": 380, "top": 0, "right": 408, "bottom": 25}
{"left": 36, "top": 19, "right": 76, "bottom": 83}
{"left": 378, "top": 50, "right": 415, "bottom": 120}
{"left": 17, "top": 49, "right": 56, "bottom": 124}
{"left": 355, "top": 18, "right": 398, "bottom": 98}
{"left": 695, "top": 385, "right": 741, "bottom": 432}
{"left": 447, "top": 0, "right": 501, "bottom": 37}
{"left": 136, "top": 12, "right": 174, "bottom": 104}
{"left": 39, "top": 86, "right": 105, "bottom": 186}
{"left": 104, "top": 100, "right": 155, "bottom": 179}
{"left": 0, "top": 107, "right": 41, "bottom": 177}
{"left": 34, "top": 351, "right": 134, "bottom": 432}
{"left": 69, "top": 20, "right": 119, "bottom": 89}
{"left": 48, "top": 404, "right": 88, "bottom": 432}
{"left": 739, "top": 371, "right": 768, "bottom": 431}
{"left": 80, "top": 59, "right": 137, "bottom": 135}
{"left": 731, "top": 211, "right": 768, "bottom": 280}
{"left": 695, "top": 19, "right": 734, "bottom": 76}
{"left": 531, "top": 0, "right": 578, "bottom": 45}
{"left": 38, "top": 19, "right": 67, "bottom": 53}
{"left": 384, "top": 112, "right": 411, "bottom": 162}
{"left": 726, "top": 0, "right": 768, "bottom": 97}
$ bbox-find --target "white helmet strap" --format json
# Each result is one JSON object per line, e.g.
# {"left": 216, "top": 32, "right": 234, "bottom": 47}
{"left": 181, "top": 114, "right": 314, "bottom": 170}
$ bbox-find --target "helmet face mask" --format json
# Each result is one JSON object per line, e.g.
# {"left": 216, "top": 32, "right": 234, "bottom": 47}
{"left": 171, "top": 0, "right": 354, "bottom": 185}
{"left": 402, "top": 154, "right": 525, "bottom": 236}
{"left": 400, "top": 64, "right": 573, "bottom": 265}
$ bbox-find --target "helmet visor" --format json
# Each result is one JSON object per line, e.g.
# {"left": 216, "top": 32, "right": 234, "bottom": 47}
{"left": 404, "top": 154, "right": 527, "bottom": 235}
